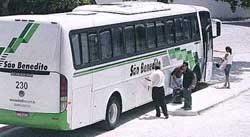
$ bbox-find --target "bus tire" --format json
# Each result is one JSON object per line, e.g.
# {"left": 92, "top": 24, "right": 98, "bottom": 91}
{"left": 103, "top": 96, "right": 121, "bottom": 130}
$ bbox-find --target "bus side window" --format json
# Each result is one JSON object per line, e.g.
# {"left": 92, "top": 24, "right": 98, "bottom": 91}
{"left": 88, "top": 33, "right": 100, "bottom": 63}
{"left": 71, "top": 34, "right": 81, "bottom": 66}
{"left": 112, "top": 27, "right": 124, "bottom": 58}
{"left": 146, "top": 22, "right": 156, "bottom": 49}
{"left": 191, "top": 16, "right": 200, "bottom": 40}
{"left": 124, "top": 26, "right": 136, "bottom": 55}
{"left": 183, "top": 17, "right": 192, "bottom": 41}
{"left": 156, "top": 21, "right": 167, "bottom": 47}
{"left": 100, "top": 30, "right": 112, "bottom": 60}
{"left": 166, "top": 19, "right": 175, "bottom": 45}
{"left": 80, "top": 33, "right": 89, "bottom": 65}
{"left": 175, "top": 17, "right": 184, "bottom": 43}
{"left": 135, "top": 24, "right": 147, "bottom": 52}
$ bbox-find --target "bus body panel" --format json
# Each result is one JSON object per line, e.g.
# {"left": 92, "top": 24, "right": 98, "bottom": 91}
{"left": 71, "top": 74, "right": 92, "bottom": 129}
{"left": 87, "top": 41, "right": 200, "bottom": 127}
{"left": 0, "top": 21, "right": 61, "bottom": 113}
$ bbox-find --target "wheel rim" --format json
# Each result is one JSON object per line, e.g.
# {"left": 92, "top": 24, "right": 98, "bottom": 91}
{"left": 108, "top": 103, "right": 118, "bottom": 124}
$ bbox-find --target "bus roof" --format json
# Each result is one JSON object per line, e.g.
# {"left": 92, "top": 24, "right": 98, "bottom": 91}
{"left": 0, "top": 2, "right": 209, "bottom": 31}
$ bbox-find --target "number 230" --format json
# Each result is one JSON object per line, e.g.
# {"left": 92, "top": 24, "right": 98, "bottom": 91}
{"left": 16, "top": 81, "right": 28, "bottom": 90}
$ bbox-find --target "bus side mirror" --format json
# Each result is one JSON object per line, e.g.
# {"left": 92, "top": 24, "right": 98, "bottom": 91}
{"left": 212, "top": 19, "right": 222, "bottom": 38}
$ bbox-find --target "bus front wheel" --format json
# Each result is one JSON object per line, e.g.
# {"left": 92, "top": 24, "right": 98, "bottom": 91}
{"left": 103, "top": 96, "right": 121, "bottom": 130}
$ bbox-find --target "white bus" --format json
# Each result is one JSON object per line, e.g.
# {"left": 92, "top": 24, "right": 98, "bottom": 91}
{"left": 0, "top": 2, "right": 221, "bottom": 130}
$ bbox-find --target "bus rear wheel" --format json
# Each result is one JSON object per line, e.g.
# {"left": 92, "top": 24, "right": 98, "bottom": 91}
{"left": 103, "top": 96, "right": 121, "bottom": 130}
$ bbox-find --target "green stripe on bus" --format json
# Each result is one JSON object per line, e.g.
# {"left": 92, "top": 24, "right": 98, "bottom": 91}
{"left": 175, "top": 48, "right": 182, "bottom": 60}
{"left": 74, "top": 50, "right": 168, "bottom": 77}
{"left": 74, "top": 47, "right": 200, "bottom": 77}
{"left": 168, "top": 48, "right": 176, "bottom": 59}
{"left": 0, "top": 109, "right": 69, "bottom": 130}
{"left": 23, "top": 23, "right": 39, "bottom": 43}
{"left": 9, "top": 38, "right": 23, "bottom": 52}
{"left": 19, "top": 23, "right": 33, "bottom": 38}
{"left": 5, "top": 23, "right": 39, "bottom": 54}
{"left": 181, "top": 49, "right": 187, "bottom": 60}
{"left": 0, "top": 47, "right": 5, "bottom": 55}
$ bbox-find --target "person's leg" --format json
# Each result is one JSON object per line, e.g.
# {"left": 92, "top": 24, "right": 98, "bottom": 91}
{"left": 182, "top": 88, "right": 192, "bottom": 109}
{"left": 227, "top": 65, "right": 231, "bottom": 88}
{"left": 158, "top": 87, "right": 168, "bottom": 117}
{"left": 152, "top": 88, "right": 161, "bottom": 117}
{"left": 225, "top": 65, "right": 231, "bottom": 88}
{"left": 182, "top": 88, "right": 188, "bottom": 108}
{"left": 224, "top": 69, "right": 227, "bottom": 87}
{"left": 172, "top": 89, "right": 177, "bottom": 103}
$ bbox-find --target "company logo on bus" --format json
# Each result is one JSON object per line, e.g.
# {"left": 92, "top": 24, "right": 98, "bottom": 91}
{"left": 19, "top": 90, "right": 25, "bottom": 97}
{"left": 0, "top": 23, "right": 40, "bottom": 67}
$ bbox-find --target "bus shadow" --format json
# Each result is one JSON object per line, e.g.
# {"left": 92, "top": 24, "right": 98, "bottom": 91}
{"left": 211, "top": 57, "right": 250, "bottom": 84}
{"left": 0, "top": 102, "right": 157, "bottom": 137}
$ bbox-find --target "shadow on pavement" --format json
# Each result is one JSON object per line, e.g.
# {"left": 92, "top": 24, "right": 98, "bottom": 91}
{"left": 0, "top": 103, "right": 156, "bottom": 137}
{"left": 223, "top": 21, "right": 250, "bottom": 27}
{"left": 211, "top": 57, "right": 250, "bottom": 84}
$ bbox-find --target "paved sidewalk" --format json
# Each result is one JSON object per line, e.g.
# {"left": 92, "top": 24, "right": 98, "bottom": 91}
{"left": 168, "top": 77, "right": 250, "bottom": 116}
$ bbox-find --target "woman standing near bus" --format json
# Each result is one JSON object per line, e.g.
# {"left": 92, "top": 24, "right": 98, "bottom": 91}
{"left": 223, "top": 46, "right": 233, "bottom": 89}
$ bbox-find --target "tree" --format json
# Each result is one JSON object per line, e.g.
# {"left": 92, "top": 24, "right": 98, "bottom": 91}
{"left": 0, "top": 0, "right": 89, "bottom": 16}
{"left": 0, "top": 0, "right": 10, "bottom": 15}
{"left": 216, "top": 0, "right": 250, "bottom": 12}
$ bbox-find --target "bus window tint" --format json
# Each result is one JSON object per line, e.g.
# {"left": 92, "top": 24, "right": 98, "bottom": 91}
{"left": 112, "top": 27, "right": 124, "bottom": 57}
{"left": 199, "top": 11, "right": 211, "bottom": 30}
{"left": 191, "top": 16, "right": 200, "bottom": 40}
{"left": 100, "top": 30, "right": 112, "bottom": 60}
{"left": 146, "top": 22, "right": 156, "bottom": 49}
{"left": 71, "top": 34, "right": 81, "bottom": 66}
{"left": 88, "top": 33, "right": 99, "bottom": 62}
{"left": 135, "top": 24, "right": 146, "bottom": 52}
{"left": 156, "top": 21, "right": 167, "bottom": 47}
{"left": 124, "top": 26, "right": 135, "bottom": 55}
{"left": 166, "top": 19, "right": 175, "bottom": 45}
{"left": 183, "top": 17, "right": 192, "bottom": 41}
{"left": 175, "top": 18, "right": 184, "bottom": 42}
{"left": 80, "top": 33, "right": 89, "bottom": 65}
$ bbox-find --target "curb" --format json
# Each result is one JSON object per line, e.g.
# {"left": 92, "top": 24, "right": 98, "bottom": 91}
{"left": 197, "top": 88, "right": 250, "bottom": 115}
{"left": 168, "top": 87, "right": 250, "bottom": 116}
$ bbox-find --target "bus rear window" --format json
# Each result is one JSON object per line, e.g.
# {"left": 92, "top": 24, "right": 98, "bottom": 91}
{"left": 71, "top": 34, "right": 81, "bottom": 66}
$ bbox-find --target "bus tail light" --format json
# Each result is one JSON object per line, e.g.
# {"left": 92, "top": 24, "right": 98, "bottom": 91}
{"left": 60, "top": 74, "right": 68, "bottom": 112}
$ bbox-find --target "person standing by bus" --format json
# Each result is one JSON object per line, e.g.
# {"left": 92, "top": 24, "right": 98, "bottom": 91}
{"left": 146, "top": 64, "right": 169, "bottom": 119}
{"left": 170, "top": 67, "right": 183, "bottom": 104}
{"left": 181, "top": 62, "right": 196, "bottom": 110}
{"left": 223, "top": 46, "right": 233, "bottom": 89}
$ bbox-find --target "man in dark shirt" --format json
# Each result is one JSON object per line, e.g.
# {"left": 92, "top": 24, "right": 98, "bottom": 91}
{"left": 181, "top": 62, "right": 196, "bottom": 110}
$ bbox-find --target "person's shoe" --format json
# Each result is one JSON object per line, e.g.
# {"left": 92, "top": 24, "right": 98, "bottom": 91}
{"left": 173, "top": 101, "right": 182, "bottom": 104}
{"left": 156, "top": 114, "right": 161, "bottom": 117}
{"left": 227, "top": 86, "right": 230, "bottom": 89}
{"left": 180, "top": 106, "right": 186, "bottom": 109}
{"left": 165, "top": 115, "right": 169, "bottom": 119}
{"left": 184, "top": 107, "right": 192, "bottom": 110}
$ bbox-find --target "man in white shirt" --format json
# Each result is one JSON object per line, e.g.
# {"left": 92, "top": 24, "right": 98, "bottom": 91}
{"left": 146, "top": 64, "right": 169, "bottom": 119}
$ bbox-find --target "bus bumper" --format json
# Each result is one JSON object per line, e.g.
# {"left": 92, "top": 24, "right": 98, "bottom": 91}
{"left": 0, "top": 109, "right": 70, "bottom": 130}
